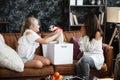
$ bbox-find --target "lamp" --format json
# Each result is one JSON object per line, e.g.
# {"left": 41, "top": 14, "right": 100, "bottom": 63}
{"left": 107, "top": 7, "right": 120, "bottom": 23}
{"left": 107, "top": 7, "right": 120, "bottom": 46}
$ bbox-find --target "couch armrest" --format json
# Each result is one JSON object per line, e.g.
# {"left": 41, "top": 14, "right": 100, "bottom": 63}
{"left": 103, "top": 43, "right": 113, "bottom": 75}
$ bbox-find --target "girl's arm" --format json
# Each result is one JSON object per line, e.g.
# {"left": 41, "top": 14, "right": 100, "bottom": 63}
{"left": 35, "top": 30, "right": 61, "bottom": 44}
{"left": 43, "top": 32, "right": 55, "bottom": 39}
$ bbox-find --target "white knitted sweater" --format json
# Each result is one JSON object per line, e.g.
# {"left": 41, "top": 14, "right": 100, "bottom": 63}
{"left": 78, "top": 36, "right": 104, "bottom": 70}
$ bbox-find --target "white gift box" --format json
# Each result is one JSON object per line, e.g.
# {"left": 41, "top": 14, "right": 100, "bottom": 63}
{"left": 47, "top": 43, "right": 73, "bottom": 65}
{"left": 42, "top": 44, "right": 48, "bottom": 57}
{"left": 42, "top": 41, "right": 57, "bottom": 57}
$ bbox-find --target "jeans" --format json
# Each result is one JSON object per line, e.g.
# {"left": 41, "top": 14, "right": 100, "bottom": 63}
{"left": 75, "top": 56, "right": 95, "bottom": 80}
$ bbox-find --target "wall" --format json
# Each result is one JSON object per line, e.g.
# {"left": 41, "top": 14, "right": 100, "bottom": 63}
{"left": 0, "top": 0, "right": 120, "bottom": 33}
{"left": 106, "top": 0, "right": 120, "bottom": 66}
{"left": 107, "top": 0, "right": 120, "bottom": 6}
{"left": 0, "top": 0, "right": 69, "bottom": 32}
{"left": 106, "top": 0, "right": 120, "bottom": 44}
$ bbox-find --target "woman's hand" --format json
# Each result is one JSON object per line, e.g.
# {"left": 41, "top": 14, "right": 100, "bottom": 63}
{"left": 95, "top": 31, "right": 102, "bottom": 40}
{"left": 80, "top": 26, "right": 86, "bottom": 36}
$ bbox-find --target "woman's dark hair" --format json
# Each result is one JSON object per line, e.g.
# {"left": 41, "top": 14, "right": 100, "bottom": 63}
{"left": 83, "top": 13, "right": 103, "bottom": 41}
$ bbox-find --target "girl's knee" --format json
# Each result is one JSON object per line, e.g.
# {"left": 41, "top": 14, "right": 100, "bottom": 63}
{"left": 35, "top": 61, "right": 43, "bottom": 68}
{"left": 44, "top": 59, "right": 51, "bottom": 66}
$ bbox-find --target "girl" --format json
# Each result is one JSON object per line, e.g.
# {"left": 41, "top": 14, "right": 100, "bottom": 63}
{"left": 76, "top": 13, "right": 104, "bottom": 80}
{"left": 18, "top": 16, "right": 60, "bottom": 68}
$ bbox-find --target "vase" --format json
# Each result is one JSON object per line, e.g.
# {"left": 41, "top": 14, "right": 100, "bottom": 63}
{"left": 89, "top": 0, "right": 95, "bottom": 5}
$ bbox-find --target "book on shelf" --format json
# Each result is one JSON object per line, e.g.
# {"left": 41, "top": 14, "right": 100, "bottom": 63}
{"left": 77, "top": 0, "right": 83, "bottom": 6}
{"left": 98, "top": 15, "right": 101, "bottom": 25}
{"left": 101, "top": 12, "right": 104, "bottom": 25}
{"left": 70, "top": 0, "right": 76, "bottom": 6}
{"left": 102, "top": 0, "right": 104, "bottom": 4}
{"left": 73, "top": 14, "right": 79, "bottom": 25}
{"left": 99, "top": 12, "right": 104, "bottom": 25}
{"left": 70, "top": 12, "right": 74, "bottom": 25}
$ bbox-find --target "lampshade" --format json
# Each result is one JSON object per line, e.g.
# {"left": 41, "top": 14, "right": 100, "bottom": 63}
{"left": 107, "top": 7, "right": 120, "bottom": 23}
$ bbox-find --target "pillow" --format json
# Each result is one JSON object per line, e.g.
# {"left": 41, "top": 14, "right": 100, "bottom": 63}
{"left": 0, "top": 34, "right": 5, "bottom": 44}
{"left": 0, "top": 34, "right": 24, "bottom": 72}
{"left": 70, "top": 37, "right": 83, "bottom": 60}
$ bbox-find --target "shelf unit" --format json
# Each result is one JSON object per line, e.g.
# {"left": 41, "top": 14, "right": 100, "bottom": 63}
{"left": 0, "top": 21, "right": 10, "bottom": 33}
{"left": 69, "top": 0, "right": 107, "bottom": 42}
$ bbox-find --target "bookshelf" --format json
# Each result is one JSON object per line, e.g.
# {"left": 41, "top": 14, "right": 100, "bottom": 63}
{"left": 69, "top": 0, "right": 107, "bottom": 42}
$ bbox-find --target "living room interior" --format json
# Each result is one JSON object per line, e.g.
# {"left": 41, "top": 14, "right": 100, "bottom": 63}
{"left": 0, "top": 0, "right": 120, "bottom": 80}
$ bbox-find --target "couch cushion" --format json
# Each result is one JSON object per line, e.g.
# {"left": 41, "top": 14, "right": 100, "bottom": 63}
{"left": 90, "top": 63, "right": 108, "bottom": 77}
{"left": 63, "top": 31, "right": 81, "bottom": 42}
{"left": 54, "top": 64, "right": 75, "bottom": 75}
{"left": 70, "top": 37, "right": 83, "bottom": 60}
{"left": 35, "top": 45, "right": 43, "bottom": 55}
{"left": 54, "top": 60, "right": 107, "bottom": 76}
{"left": 0, "top": 65, "right": 54, "bottom": 78}
{"left": 1, "top": 33, "right": 18, "bottom": 50}
{"left": 54, "top": 60, "right": 77, "bottom": 75}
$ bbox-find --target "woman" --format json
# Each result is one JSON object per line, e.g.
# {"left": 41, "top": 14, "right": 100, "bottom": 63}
{"left": 75, "top": 13, "right": 104, "bottom": 80}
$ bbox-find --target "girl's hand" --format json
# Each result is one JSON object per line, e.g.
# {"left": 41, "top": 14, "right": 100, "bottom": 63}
{"left": 55, "top": 30, "right": 61, "bottom": 36}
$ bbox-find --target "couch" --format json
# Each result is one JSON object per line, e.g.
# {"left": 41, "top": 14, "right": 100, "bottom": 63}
{"left": 0, "top": 30, "right": 113, "bottom": 79}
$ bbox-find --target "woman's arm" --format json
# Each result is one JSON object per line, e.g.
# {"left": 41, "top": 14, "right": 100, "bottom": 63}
{"left": 85, "top": 32, "right": 102, "bottom": 52}
{"left": 80, "top": 26, "right": 86, "bottom": 36}
{"left": 83, "top": 36, "right": 95, "bottom": 52}
{"left": 95, "top": 31, "right": 102, "bottom": 40}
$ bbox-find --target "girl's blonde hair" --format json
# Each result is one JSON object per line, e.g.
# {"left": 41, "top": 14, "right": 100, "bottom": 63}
{"left": 21, "top": 16, "right": 38, "bottom": 36}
